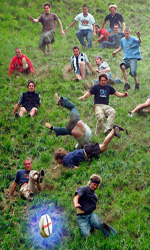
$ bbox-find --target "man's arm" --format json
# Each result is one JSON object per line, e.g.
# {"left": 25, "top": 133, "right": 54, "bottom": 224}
{"left": 93, "top": 24, "right": 96, "bottom": 37}
{"left": 65, "top": 20, "right": 77, "bottom": 32}
{"left": 96, "top": 66, "right": 110, "bottom": 74}
{"left": 57, "top": 19, "right": 65, "bottom": 36}
{"left": 73, "top": 194, "right": 81, "bottom": 208}
{"left": 9, "top": 182, "right": 18, "bottom": 196}
{"left": 13, "top": 103, "right": 20, "bottom": 114}
{"left": 122, "top": 22, "right": 125, "bottom": 32}
{"left": 137, "top": 31, "right": 142, "bottom": 44}
{"left": 86, "top": 62, "right": 95, "bottom": 74}
{"left": 29, "top": 16, "right": 39, "bottom": 23}
{"left": 79, "top": 92, "right": 91, "bottom": 100}
{"left": 102, "top": 19, "right": 106, "bottom": 28}
{"left": 114, "top": 91, "right": 128, "bottom": 97}
{"left": 93, "top": 34, "right": 105, "bottom": 44}
{"left": 112, "top": 47, "right": 123, "bottom": 56}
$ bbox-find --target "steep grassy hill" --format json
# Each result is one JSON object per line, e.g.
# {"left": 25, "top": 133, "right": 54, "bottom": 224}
{"left": 0, "top": 0, "right": 150, "bottom": 249}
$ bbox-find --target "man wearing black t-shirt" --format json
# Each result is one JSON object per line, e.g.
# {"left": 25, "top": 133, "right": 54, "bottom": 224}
{"left": 79, "top": 73, "right": 128, "bottom": 136}
{"left": 9, "top": 158, "right": 44, "bottom": 201}
{"left": 102, "top": 5, "right": 125, "bottom": 34}
{"left": 73, "top": 174, "right": 117, "bottom": 237}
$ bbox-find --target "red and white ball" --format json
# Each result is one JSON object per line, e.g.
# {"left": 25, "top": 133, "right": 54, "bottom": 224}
{"left": 39, "top": 214, "right": 52, "bottom": 238}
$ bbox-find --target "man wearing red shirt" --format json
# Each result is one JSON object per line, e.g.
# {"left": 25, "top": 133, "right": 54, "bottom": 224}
{"left": 93, "top": 25, "right": 110, "bottom": 45}
{"left": 9, "top": 48, "right": 35, "bottom": 77}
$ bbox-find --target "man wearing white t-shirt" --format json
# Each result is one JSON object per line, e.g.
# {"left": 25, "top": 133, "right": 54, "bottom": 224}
{"left": 65, "top": 5, "right": 96, "bottom": 48}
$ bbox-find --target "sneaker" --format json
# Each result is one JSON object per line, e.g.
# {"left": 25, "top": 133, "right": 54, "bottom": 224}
{"left": 45, "top": 122, "right": 53, "bottom": 130}
{"left": 75, "top": 143, "right": 80, "bottom": 149}
{"left": 113, "top": 124, "right": 124, "bottom": 131}
{"left": 15, "top": 112, "right": 20, "bottom": 118}
{"left": 123, "top": 83, "right": 130, "bottom": 91}
{"left": 37, "top": 169, "right": 45, "bottom": 184}
{"left": 27, "top": 113, "right": 31, "bottom": 117}
{"left": 22, "top": 57, "right": 28, "bottom": 69}
{"left": 28, "top": 192, "right": 34, "bottom": 202}
{"left": 114, "top": 127, "right": 121, "bottom": 138}
{"left": 128, "top": 111, "right": 134, "bottom": 117}
{"left": 54, "top": 93, "right": 60, "bottom": 105}
{"left": 75, "top": 78, "right": 79, "bottom": 82}
{"left": 135, "top": 83, "right": 139, "bottom": 90}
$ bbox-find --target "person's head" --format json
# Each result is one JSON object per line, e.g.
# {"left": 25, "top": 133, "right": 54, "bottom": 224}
{"left": 109, "top": 5, "right": 117, "bottom": 15}
{"left": 73, "top": 46, "right": 80, "bottom": 57}
{"left": 24, "top": 158, "right": 32, "bottom": 171}
{"left": 27, "top": 80, "right": 36, "bottom": 92}
{"left": 124, "top": 28, "right": 131, "bottom": 39}
{"left": 54, "top": 148, "right": 68, "bottom": 164}
{"left": 44, "top": 2, "right": 50, "bottom": 13}
{"left": 82, "top": 5, "right": 88, "bottom": 15}
{"left": 95, "top": 25, "right": 100, "bottom": 34}
{"left": 15, "top": 47, "right": 22, "bottom": 58}
{"left": 89, "top": 174, "right": 102, "bottom": 191}
{"left": 99, "top": 73, "right": 108, "bottom": 86}
{"left": 113, "top": 24, "right": 119, "bottom": 33}
{"left": 95, "top": 56, "right": 103, "bottom": 66}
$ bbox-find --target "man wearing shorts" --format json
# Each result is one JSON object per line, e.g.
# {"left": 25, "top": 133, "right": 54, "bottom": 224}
{"left": 54, "top": 124, "right": 125, "bottom": 169}
{"left": 112, "top": 28, "right": 142, "bottom": 91}
{"left": 13, "top": 80, "right": 41, "bottom": 117}
{"left": 29, "top": 2, "right": 65, "bottom": 54}
{"left": 128, "top": 95, "right": 150, "bottom": 117}
{"left": 74, "top": 174, "right": 117, "bottom": 237}
{"left": 45, "top": 93, "right": 92, "bottom": 149}
{"left": 9, "top": 158, "right": 44, "bottom": 201}
{"left": 67, "top": 46, "right": 95, "bottom": 81}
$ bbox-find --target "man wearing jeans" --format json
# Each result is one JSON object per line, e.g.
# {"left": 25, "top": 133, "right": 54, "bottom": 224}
{"left": 65, "top": 5, "right": 96, "bottom": 48}
{"left": 112, "top": 28, "right": 142, "bottom": 91}
{"left": 45, "top": 93, "right": 92, "bottom": 149}
{"left": 73, "top": 174, "right": 117, "bottom": 237}
{"left": 79, "top": 74, "right": 128, "bottom": 136}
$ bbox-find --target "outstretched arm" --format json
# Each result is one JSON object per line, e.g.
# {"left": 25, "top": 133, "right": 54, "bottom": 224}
{"left": 79, "top": 92, "right": 91, "bottom": 100}
{"left": 137, "top": 31, "right": 142, "bottom": 44}
{"left": 93, "top": 34, "right": 105, "bottom": 44}
{"left": 13, "top": 103, "right": 20, "bottom": 114}
{"left": 29, "top": 16, "right": 39, "bottom": 23}
{"left": 114, "top": 91, "right": 128, "bottom": 97}
{"left": 57, "top": 19, "right": 65, "bottom": 36}
{"left": 9, "top": 182, "right": 18, "bottom": 196}
{"left": 122, "top": 22, "right": 125, "bottom": 32}
{"left": 102, "top": 19, "right": 105, "bottom": 28}
{"left": 112, "top": 47, "right": 123, "bottom": 56}
{"left": 87, "top": 62, "right": 95, "bottom": 74}
{"left": 96, "top": 66, "right": 110, "bottom": 74}
{"left": 73, "top": 194, "right": 81, "bottom": 208}
{"left": 65, "top": 20, "right": 77, "bottom": 32}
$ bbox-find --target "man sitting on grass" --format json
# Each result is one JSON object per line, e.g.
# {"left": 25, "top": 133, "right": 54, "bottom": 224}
{"left": 45, "top": 93, "right": 92, "bottom": 149}
{"left": 9, "top": 158, "right": 44, "bottom": 201}
{"left": 9, "top": 47, "right": 35, "bottom": 77}
{"left": 128, "top": 95, "right": 150, "bottom": 117}
{"left": 13, "top": 80, "right": 41, "bottom": 118}
{"left": 54, "top": 124, "right": 125, "bottom": 169}
{"left": 74, "top": 174, "right": 117, "bottom": 237}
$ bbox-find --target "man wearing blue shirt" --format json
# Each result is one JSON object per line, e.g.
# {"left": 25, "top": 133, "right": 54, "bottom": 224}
{"left": 112, "top": 28, "right": 142, "bottom": 91}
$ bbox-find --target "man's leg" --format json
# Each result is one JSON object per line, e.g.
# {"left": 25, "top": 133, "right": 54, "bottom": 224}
{"left": 79, "top": 62, "right": 86, "bottom": 79}
{"left": 90, "top": 212, "right": 117, "bottom": 237}
{"left": 129, "top": 98, "right": 150, "bottom": 116}
{"left": 99, "top": 41, "right": 115, "bottom": 48}
{"left": 19, "top": 107, "right": 27, "bottom": 117}
{"left": 103, "top": 106, "right": 116, "bottom": 134}
{"left": 129, "top": 59, "right": 139, "bottom": 89}
{"left": 86, "top": 29, "right": 93, "bottom": 48}
{"left": 29, "top": 108, "right": 38, "bottom": 117}
{"left": 120, "top": 61, "right": 130, "bottom": 91}
{"left": 94, "top": 105, "right": 105, "bottom": 136}
{"left": 77, "top": 214, "right": 91, "bottom": 237}
{"left": 121, "top": 64, "right": 128, "bottom": 83}
{"left": 76, "top": 30, "right": 86, "bottom": 47}
{"left": 39, "top": 32, "right": 47, "bottom": 54}
{"left": 29, "top": 170, "right": 44, "bottom": 193}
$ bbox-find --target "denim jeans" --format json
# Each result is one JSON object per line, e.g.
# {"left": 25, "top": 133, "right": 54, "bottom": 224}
{"left": 76, "top": 29, "right": 93, "bottom": 48}
{"left": 99, "top": 41, "right": 116, "bottom": 49}
{"left": 77, "top": 212, "right": 117, "bottom": 237}
{"left": 120, "top": 58, "right": 137, "bottom": 77}
{"left": 54, "top": 97, "right": 80, "bottom": 136}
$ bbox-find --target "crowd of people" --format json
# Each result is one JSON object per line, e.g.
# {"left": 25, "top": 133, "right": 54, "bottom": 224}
{"left": 8, "top": 2, "right": 145, "bottom": 239}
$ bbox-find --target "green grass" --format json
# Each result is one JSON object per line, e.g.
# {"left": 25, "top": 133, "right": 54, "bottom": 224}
{"left": 0, "top": 0, "right": 150, "bottom": 249}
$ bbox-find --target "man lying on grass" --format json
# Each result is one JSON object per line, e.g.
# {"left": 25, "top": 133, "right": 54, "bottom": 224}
{"left": 9, "top": 158, "right": 44, "bottom": 201}
{"left": 54, "top": 124, "right": 125, "bottom": 169}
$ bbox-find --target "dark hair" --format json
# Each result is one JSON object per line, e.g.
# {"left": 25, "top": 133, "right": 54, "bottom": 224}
{"left": 73, "top": 46, "right": 79, "bottom": 50}
{"left": 44, "top": 2, "right": 50, "bottom": 8}
{"left": 113, "top": 23, "right": 119, "bottom": 27}
{"left": 95, "top": 56, "right": 102, "bottom": 61}
{"left": 82, "top": 5, "right": 88, "bottom": 8}
{"left": 95, "top": 25, "right": 100, "bottom": 28}
{"left": 27, "top": 80, "right": 36, "bottom": 88}
{"left": 99, "top": 73, "right": 108, "bottom": 81}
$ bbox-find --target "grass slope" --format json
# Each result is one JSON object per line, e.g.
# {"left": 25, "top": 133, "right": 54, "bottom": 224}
{"left": 0, "top": 0, "right": 150, "bottom": 249}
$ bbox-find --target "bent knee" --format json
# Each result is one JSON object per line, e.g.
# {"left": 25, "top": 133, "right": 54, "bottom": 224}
{"left": 121, "top": 64, "right": 126, "bottom": 70}
{"left": 20, "top": 107, "right": 27, "bottom": 112}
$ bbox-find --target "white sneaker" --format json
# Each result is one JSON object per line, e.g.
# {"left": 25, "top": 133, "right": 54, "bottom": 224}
{"left": 75, "top": 143, "right": 80, "bottom": 149}
{"left": 22, "top": 57, "right": 28, "bottom": 69}
{"left": 128, "top": 111, "right": 134, "bottom": 117}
